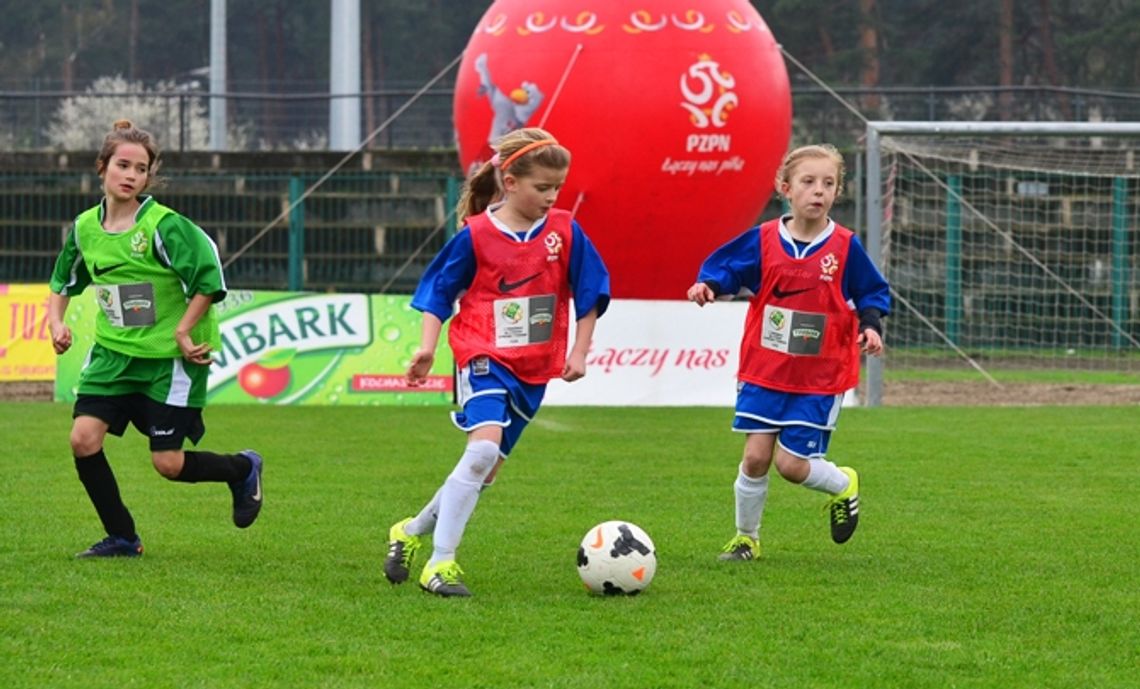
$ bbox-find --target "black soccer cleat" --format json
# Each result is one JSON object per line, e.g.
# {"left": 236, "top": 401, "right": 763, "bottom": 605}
{"left": 76, "top": 534, "right": 143, "bottom": 558}
{"left": 230, "top": 450, "right": 263, "bottom": 528}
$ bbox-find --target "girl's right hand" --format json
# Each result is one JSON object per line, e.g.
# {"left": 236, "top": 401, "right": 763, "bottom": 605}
{"left": 405, "top": 348, "right": 435, "bottom": 386}
{"left": 49, "top": 321, "right": 72, "bottom": 354}
{"left": 687, "top": 282, "right": 715, "bottom": 306}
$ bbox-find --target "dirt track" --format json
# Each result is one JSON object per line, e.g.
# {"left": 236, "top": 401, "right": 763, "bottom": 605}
{"left": 881, "top": 380, "right": 1140, "bottom": 406}
{"left": 0, "top": 381, "right": 54, "bottom": 402}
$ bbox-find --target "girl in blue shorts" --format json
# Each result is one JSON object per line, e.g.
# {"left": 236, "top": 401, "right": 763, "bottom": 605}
{"left": 687, "top": 144, "right": 890, "bottom": 559}
{"left": 383, "top": 127, "right": 610, "bottom": 597}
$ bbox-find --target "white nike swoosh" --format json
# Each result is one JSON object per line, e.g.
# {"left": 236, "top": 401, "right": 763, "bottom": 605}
{"left": 251, "top": 471, "right": 262, "bottom": 502}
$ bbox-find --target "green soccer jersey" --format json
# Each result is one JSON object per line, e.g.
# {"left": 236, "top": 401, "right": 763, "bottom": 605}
{"left": 49, "top": 196, "right": 226, "bottom": 359}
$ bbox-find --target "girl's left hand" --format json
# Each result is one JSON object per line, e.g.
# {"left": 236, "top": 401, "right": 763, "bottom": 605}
{"left": 177, "top": 333, "right": 213, "bottom": 365}
{"left": 858, "top": 328, "right": 883, "bottom": 356}
{"left": 562, "top": 351, "right": 587, "bottom": 382}
{"left": 406, "top": 348, "right": 435, "bottom": 386}
{"left": 49, "top": 321, "right": 72, "bottom": 354}
{"left": 687, "top": 282, "right": 716, "bottom": 306}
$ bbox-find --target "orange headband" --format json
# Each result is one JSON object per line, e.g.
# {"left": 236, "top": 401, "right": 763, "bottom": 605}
{"left": 499, "top": 139, "right": 558, "bottom": 172}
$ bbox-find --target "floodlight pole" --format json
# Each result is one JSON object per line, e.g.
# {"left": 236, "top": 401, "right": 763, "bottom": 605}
{"left": 329, "top": 0, "right": 362, "bottom": 150}
{"left": 209, "top": 0, "right": 227, "bottom": 151}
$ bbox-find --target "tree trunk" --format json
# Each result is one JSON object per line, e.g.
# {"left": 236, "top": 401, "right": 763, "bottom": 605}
{"left": 128, "top": 0, "right": 139, "bottom": 80}
{"left": 858, "top": 0, "right": 881, "bottom": 113}
{"left": 272, "top": 2, "right": 287, "bottom": 145}
{"left": 362, "top": 3, "right": 375, "bottom": 146}
{"left": 817, "top": 26, "right": 835, "bottom": 61}
{"left": 998, "top": 0, "right": 1014, "bottom": 120}
{"left": 1036, "top": 0, "right": 1070, "bottom": 118}
{"left": 61, "top": 3, "right": 75, "bottom": 91}
{"left": 255, "top": 7, "right": 271, "bottom": 143}
{"left": 373, "top": 13, "right": 389, "bottom": 148}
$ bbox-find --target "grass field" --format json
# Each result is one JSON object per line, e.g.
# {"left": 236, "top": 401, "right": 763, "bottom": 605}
{"left": 2, "top": 402, "right": 1137, "bottom": 689}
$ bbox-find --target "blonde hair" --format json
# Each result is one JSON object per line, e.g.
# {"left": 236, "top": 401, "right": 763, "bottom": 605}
{"left": 95, "top": 119, "right": 161, "bottom": 190}
{"left": 775, "top": 143, "right": 845, "bottom": 198}
{"left": 456, "top": 127, "right": 571, "bottom": 227}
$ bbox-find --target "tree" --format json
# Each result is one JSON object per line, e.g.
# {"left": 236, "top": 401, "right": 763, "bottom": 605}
{"left": 998, "top": 0, "right": 1014, "bottom": 120}
{"left": 857, "top": 0, "right": 881, "bottom": 112}
{"left": 1034, "top": 0, "right": 1070, "bottom": 118}
{"left": 46, "top": 75, "right": 210, "bottom": 151}
{"left": 2, "top": 1, "right": 1138, "bottom": 92}
{"left": 751, "top": 0, "right": 1139, "bottom": 89}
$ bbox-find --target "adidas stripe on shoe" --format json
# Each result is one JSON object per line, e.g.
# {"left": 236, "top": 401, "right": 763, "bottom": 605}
{"left": 828, "top": 467, "right": 860, "bottom": 544}
{"left": 419, "top": 560, "right": 472, "bottom": 598}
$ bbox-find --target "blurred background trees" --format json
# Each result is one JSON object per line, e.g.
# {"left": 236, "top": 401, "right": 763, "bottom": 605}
{"left": 2, "top": 1, "right": 1136, "bottom": 150}
{"left": 1, "top": 1, "right": 1136, "bottom": 92}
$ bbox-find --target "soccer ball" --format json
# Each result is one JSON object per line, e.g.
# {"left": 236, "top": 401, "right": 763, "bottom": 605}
{"left": 576, "top": 520, "right": 657, "bottom": 596}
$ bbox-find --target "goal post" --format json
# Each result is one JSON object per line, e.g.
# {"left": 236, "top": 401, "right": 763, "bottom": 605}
{"left": 864, "top": 121, "right": 1140, "bottom": 405}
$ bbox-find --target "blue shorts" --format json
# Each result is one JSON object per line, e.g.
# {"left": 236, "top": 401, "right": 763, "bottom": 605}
{"left": 451, "top": 356, "right": 546, "bottom": 458}
{"left": 731, "top": 382, "right": 844, "bottom": 459}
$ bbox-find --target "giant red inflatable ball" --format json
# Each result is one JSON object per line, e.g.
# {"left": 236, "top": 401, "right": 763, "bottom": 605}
{"left": 453, "top": 0, "right": 791, "bottom": 299}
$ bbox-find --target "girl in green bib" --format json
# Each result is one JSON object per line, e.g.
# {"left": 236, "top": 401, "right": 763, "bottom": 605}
{"left": 47, "top": 119, "right": 263, "bottom": 558}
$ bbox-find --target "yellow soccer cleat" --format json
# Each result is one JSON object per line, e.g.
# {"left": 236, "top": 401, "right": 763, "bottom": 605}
{"left": 718, "top": 534, "right": 760, "bottom": 561}
{"left": 419, "top": 560, "right": 472, "bottom": 598}
{"left": 383, "top": 517, "right": 422, "bottom": 585}
{"left": 828, "top": 467, "right": 860, "bottom": 544}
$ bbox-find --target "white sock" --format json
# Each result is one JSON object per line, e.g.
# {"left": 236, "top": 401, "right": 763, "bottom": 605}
{"left": 406, "top": 487, "right": 442, "bottom": 537}
{"left": 406, "top": 472, "right": 497, "bottom": 537}
{"left": 801, "top": 458, "right": 850, "bottom": 494}
{"left": 428, "top": 439, "right": 499, "bottom": 566}
{"left": 734, "top": 467, "right": 769, "bottom": 540}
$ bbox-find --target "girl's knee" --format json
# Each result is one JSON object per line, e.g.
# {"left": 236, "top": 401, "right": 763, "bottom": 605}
{"left": 740, "top": 452, "right": 772, "bottom": 477}
{"left": 69, "top": 428, "right": 102, "bottom": 457}
{"left": 741, "top": 438, "right": 774, "bottom": 476}
{"left": 151, "top": 452, "right": 183, "bottom": 479}
{"left": 774, "top": 453, "right": 809, "bottom": 483}
{"left": 70, "top": 416, "right": 110, "bottom": 457}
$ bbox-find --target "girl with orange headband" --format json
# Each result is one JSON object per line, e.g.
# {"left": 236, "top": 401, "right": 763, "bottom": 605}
{"left": 384, "top": 127, "right": 611, "bottom": 597}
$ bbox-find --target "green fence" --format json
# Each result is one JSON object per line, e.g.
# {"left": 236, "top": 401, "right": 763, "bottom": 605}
{"left": 0, "top": 169, "right": 461, "bottom": 294}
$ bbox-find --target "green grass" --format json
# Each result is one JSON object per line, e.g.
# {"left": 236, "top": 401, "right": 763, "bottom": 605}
{"left": 2, "top": 403, "right": 1137, "bottom": 688}
{"left": 883, "top": 345, "right": 1140, "bottom": 385}
{"left": 885, "top": 366, "right": 1140, "bottom": 385}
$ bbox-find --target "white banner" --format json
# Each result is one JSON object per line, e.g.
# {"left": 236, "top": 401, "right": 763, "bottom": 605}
{"left": 545, "top": 299, "right": 748, "bottom": 407}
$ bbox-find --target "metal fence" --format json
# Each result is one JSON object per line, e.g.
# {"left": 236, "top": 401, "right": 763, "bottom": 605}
{"left": 3, "top": 83, "right": 1138, "bottom": 152}
{"left": 790, "top": 85, "right": 1140, "bottom": 148}
{"left": 1, "top": 90, "right": 457, "bottom": 152}
{"left": 0, "top": 170, "right": 461, "bottom": 294}
{"left": 3, "top": 83, "right": 1135, "bottom": 299}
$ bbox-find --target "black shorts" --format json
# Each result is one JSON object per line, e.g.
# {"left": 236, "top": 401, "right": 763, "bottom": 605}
{"left": 74, "top": 393, "right": 206, "bottom": 452}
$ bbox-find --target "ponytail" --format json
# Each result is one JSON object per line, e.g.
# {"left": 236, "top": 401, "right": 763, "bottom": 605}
{"left": 456, "top": 161, "right": 500, "bottom": 228}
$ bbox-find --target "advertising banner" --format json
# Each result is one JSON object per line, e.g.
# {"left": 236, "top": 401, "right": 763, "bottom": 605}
{"left": 0, "top": 284, "right": 54, "bottom": 382}
{"left": 545, "top": 299, "right": 748, "bottom": 407}
{"left": 55, "top": 290, "right": 454, "bottom": 406}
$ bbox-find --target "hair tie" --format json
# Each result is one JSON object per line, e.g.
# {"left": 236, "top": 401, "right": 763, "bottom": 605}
{"left": 500, "top": 139, "right": 558, "bottom": 172}
{"left": 489, "top": 152, "right": 501, "bottom": 168}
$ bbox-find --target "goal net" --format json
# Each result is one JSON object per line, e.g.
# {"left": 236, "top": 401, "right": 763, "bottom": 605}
{"left": 863, "top": 122, "right": 1140, "bottom": 403}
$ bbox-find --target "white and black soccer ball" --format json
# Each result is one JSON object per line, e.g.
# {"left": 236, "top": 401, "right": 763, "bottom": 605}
{"left": 576, "top": 520, "right": 657, "bottom": 596}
